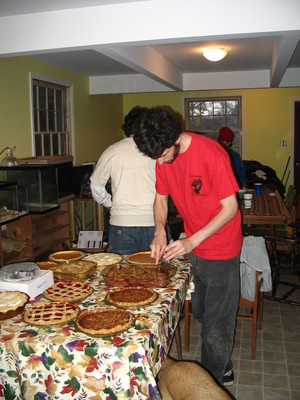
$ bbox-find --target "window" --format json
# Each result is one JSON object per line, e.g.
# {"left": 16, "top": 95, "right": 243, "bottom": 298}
{"left": 184, "top": 96, "right": 242, "bottom": 154}
{"left": 32, "top": 78, "right": 72, "bottom": 156}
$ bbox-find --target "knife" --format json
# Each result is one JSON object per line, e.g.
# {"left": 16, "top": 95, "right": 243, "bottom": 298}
{"left": 160, "top": 257, "right": 171, "bottom": 273}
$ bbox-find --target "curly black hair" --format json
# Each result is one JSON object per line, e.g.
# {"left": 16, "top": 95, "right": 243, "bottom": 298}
{"left": 133, "top": 107, "right": 182, "bottom": 159}
{"left": 122, "top": 106, "right": 147, "bottom": 137}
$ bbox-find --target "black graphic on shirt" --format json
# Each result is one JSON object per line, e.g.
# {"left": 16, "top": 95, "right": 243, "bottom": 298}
{"left": 192, "top": 178, "right": 202, "bottom": 194}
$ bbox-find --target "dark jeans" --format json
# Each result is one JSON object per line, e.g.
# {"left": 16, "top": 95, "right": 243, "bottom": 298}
{"left": 189, "top": 252, "right": 240, "bottom": 383}
{"left": 108, "top": 225, "right": 155, "bottom": 255}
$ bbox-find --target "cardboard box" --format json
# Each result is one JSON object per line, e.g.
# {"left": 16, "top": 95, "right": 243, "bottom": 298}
{"left": 0, "top": 270, "right": 54, "bottom": 298}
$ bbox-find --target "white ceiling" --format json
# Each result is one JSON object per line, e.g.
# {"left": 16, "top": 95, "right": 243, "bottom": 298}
{"left": 0, "top": 0, "right": 299, "bottom": 94}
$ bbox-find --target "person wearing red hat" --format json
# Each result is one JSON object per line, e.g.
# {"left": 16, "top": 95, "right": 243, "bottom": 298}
{"left": 218, "top": 127, "right": 247, "bottom": 188}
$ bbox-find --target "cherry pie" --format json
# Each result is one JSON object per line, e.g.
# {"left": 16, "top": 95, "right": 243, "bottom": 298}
{"left": 23, "top": 301, "right": 80, "bottom": 326}
{"left": 43, "top": 282, "right": 94, "bottom": 303}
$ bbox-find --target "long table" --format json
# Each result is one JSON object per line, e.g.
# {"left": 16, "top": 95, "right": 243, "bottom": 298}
{"left": 0, "top": 260, "right": 191, "bottom": 400}
{"left": 239, "top": 187, "right": 290, "bottom": 234}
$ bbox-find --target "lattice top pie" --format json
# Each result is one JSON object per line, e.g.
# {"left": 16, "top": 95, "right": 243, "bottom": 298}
{"left": 43, "top": 282, "right": 94, "bottom": 303}
{"left": 23, "top": 301, "right": 80, "bottom": 326}
{"left": 75, "top": 307, "right": 134, "bottom": 336}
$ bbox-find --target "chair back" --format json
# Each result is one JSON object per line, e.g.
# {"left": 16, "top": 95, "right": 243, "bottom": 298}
{"left": 285, "top": 185, "right": 296, "bottom": 213}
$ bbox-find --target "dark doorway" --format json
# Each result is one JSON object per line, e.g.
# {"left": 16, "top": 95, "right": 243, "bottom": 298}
{"left": 294, "top": 101, "right": 300, "bottom": 194}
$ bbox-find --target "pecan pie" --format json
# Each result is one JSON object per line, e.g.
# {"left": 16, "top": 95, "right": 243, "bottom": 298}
{"left": 75, "top": 307, "right": 134, "bottom": 336}
{"left": 103, "top": 264, "right": 172, "bottom": 288}
{"left": 43, "top": 282, "right": 94, "bottom": 303}
{"left": 106, "top": 287, "right": 158, "bottom": 307}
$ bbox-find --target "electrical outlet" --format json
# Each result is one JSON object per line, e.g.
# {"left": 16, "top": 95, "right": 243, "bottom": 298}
{"left": 280, "top": 140, "right": 287, "bottom": 146}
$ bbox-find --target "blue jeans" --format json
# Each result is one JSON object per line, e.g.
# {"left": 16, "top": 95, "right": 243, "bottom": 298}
{"left": 189, "top": 252, "right": 240, "bottom": 383}
{"left": 108, "top": 225, "right": 155, "bottom": 255}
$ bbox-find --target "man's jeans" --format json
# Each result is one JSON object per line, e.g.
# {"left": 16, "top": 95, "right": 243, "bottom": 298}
{"left": 108, "top": 225, "right": 155, "bottom": 255}
{"left": 189, "top": 252, "right": 240, "bottom": 383}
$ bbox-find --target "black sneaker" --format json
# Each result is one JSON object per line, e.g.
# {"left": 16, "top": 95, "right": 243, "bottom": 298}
{"left": 223, "top": 369, "right": 234, "bottom": 386}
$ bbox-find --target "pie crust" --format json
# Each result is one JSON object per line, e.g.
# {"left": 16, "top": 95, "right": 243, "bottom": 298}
{"left": 106, "top": 287, "right": 158, "bottom": 307}
{"left": 103, "top": 264, "right": 173, "bottom": 288}
{"left": 83, "top": 252, "right": 123, "bottom": 270}
{"left": 43, "top": 282, "right": 94, "bottom": 303}
{"left": 23, "top": 301, "right": 80, "bottom": 326}
{"left": 0, "top": 291, "right": 29, "bottom": 320}
{"left": 37, "top": 261, "right": 59, "bottom": 270}
{"left": 75, "top": 307, "right": 134, "bottom": 336}
{"left": 49, "top": 250, "right": 84, "bottom": 263}
{"left": 127, "top": 251, "right": 156, "bottom": 265}
{"left": 48, "top": 260, "right": 97, "bottom": 282}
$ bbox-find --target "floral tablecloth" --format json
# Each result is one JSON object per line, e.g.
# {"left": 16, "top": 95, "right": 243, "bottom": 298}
{"left": 0, "top": 259, "right": 191, "bottom": 400}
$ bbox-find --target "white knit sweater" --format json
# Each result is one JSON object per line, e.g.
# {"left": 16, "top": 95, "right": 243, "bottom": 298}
{"left": 90, "top": 137, "right": 156, "bottom": 226}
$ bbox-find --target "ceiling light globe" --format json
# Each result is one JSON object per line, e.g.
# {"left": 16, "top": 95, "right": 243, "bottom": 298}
{"left": 203, "top": 48, "right": 227, "bottom": 62}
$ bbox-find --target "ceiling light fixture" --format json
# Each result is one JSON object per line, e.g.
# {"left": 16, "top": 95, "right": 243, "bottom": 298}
{"left": 203, "top": 48, "right": 227, "bottom": 62}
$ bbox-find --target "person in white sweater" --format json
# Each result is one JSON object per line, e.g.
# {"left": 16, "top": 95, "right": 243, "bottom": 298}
{"left": 90, "top": 106, "right": 156, "bottom": 254}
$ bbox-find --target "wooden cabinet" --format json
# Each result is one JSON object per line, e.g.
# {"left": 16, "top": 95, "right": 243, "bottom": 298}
{"left": 69, "top": 198, "right": 104, "bottom": 243}
{"left": 0, "top": 200, "right": 71, "bottom": 266}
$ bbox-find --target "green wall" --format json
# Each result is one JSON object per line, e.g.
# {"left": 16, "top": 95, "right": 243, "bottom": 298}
{"left": 123, "top": 88, "right": 300, "bottom": 184}
{"left": 0, "top": 57, "right": 123, "bottom": 165}
{"left": 0, "top": 56, "right": 299, "bottom": 185}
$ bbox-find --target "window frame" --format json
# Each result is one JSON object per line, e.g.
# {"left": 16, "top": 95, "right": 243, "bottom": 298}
{"left": 182, "top": 93, "right": 245, "bottom": 158}
{"left": 29, "top": 73, "right": 75, "bottom": 160}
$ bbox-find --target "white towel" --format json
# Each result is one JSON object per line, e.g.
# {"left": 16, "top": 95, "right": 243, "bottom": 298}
{"left": 240, "top": 236, "right": 272, "bottom": 301}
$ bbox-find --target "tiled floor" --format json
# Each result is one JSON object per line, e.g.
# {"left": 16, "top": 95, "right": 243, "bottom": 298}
{"left": 169, "top": 284, "right": 300, "bottom": 400}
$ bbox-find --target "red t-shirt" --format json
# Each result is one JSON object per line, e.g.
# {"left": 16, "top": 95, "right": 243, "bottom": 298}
{"left": 156, "top": 132, "right": 242, "bottom": 260}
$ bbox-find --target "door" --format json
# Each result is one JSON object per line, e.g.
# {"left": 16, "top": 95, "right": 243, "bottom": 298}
{"left": 294, "top": 101, "right": 300, "bottom": 194}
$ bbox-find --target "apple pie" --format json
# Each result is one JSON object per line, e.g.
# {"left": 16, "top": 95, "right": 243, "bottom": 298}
{"left": 48, "top": 260, "right": 97, "bottom": 282}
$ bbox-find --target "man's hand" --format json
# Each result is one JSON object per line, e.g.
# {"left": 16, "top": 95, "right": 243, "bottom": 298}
{"left": 150, "top": 232, "right": 167, "bottom": 264}
{"left": 163, "top": 238, "right": 195, "bottom": 261}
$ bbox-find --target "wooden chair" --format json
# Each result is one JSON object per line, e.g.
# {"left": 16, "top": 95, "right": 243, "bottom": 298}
{"left": 237, "top": 270, "right": 264, "bottom": 359}
{"left": 184, "top": 270, "right": 264, "bottom": 359}
{"left": 264, "top": 234, "right": 300, "bottom": 302}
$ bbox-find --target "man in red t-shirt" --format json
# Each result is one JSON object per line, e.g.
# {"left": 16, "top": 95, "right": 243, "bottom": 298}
{"left": 133, "top": 107, "right": 242, "bottom": 387}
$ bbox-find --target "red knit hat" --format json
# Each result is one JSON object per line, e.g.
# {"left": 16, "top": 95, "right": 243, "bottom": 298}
{"left": 219, "top": 127, "right": 234, "bottom": 141}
